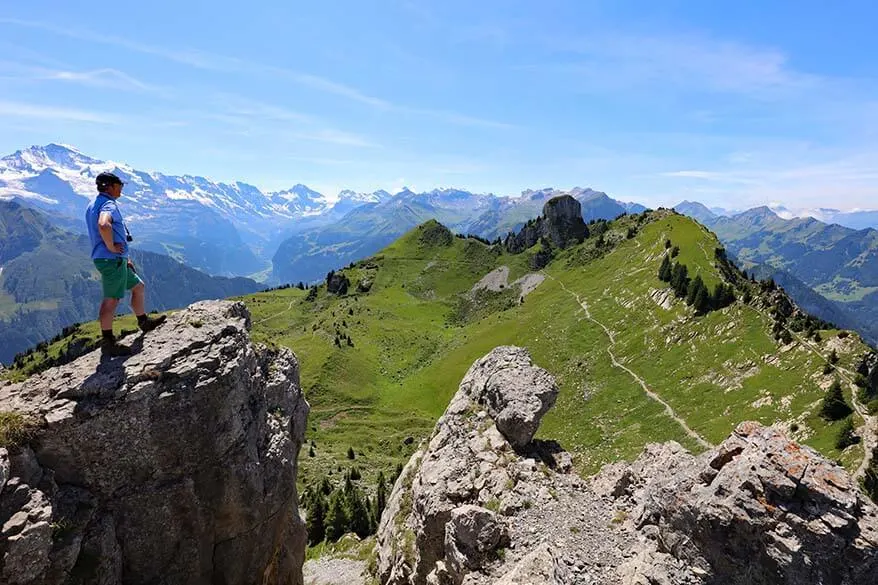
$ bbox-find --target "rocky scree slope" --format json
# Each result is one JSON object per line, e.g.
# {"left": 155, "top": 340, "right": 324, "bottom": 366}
{"left": 377, "top": 346, "right": 878, "bottom": 585}
{"left": 0, "top": 300, "right": 309, "bottom": 585}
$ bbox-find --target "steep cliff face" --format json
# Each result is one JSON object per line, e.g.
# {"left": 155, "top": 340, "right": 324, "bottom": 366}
{"left": 378, "top": 346, "right": 878, "bottom": 585}
{"left": 0, "top": 301, "right": 309, "bottom": 585}
{"left": 504, "top": 196, "right": 588, "bottom": 254}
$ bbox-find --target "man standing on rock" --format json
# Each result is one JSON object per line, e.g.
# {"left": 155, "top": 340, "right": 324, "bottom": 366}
{"left": 85, "top": 172, "right": 165, "bottom": 356}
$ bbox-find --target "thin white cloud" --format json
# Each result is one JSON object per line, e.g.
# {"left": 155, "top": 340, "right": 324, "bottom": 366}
{"left": 48, "top": 68, "right": 157, "bottom": 92}
{"left": 0, "top": 100, "right": 120, "bottom": 123}
{"left": 538, "top": 30, "right": 824, "bottom": 99}
{"left": 0, "top": 17, "right": 513, "bottom": 129}
{"left": 406, "top": 107, "right": 517, "bottom": 129}
{"left": 199, "top": 95, "right": 378, "bottom": 148}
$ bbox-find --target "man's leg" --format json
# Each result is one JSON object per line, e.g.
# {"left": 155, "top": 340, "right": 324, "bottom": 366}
{"left": 95, "top": 258, "right": 132, "bottom": 357}
{"left": 130, "top": 282, "right": 145, "bottom": 316}
{"left": 99, "top": 297, "right": 120, "bottom": 331}
{"left": 126, "top": 271, "right": 165, "bottom": 333}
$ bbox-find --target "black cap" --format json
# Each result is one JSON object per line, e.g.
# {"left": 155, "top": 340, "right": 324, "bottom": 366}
{"left": 95, "top": 172, "right": 124, "bottom": 190}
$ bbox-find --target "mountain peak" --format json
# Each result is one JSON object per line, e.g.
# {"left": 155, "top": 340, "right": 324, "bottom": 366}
{"left": 674, "top": 201, "right": 717, "bottom": 224}
{"left": 2, "top": 143, "right": 101, "bottom": 171}
{"left": 738, "top": 205, "right": 780, "bottom": 220}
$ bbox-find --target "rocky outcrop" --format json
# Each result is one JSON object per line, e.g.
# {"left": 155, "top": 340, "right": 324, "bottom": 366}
{"left": 859, "top": 351, "right": 878, "bottom": 394}
{"left": 542, "top": 196, "right": 588, "bottom": 249}
{"left": 378, "top": 346, "right": 878, "bottom": 585}
{"left": 597, "top": 421, "right": 878, "bottom": 585}
{"left": 504, "top": 196, "right": 588, "bottom": 254}
{"left": 326, "top": 271, "right": 350, "bottom": 295}
{"left": 376, "top": 346, "right": 566, "bottom": 585}
{"left": 0, "top": 300, "right": 309, "bottom": 585}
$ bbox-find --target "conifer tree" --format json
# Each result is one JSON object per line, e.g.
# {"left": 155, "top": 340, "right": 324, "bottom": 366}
{"left": 658, "top": 255, "right": 672, "bottom": 282}
{"left": 376, "top": 471, "right": 387, "bottom": 521}
{"left": 836, "top": 416, "right": 857, "bottom": 450}
{"left": 693, "top": 283, "right": 711, "bottom": 315}
{"left": 686, "top": 275, "right": 704, "bottom": 306}
{"left": 671, "top": 263, "right": 689, "bottom": 298}
{"left": 345, "top": 486, "right": 372, "bottom": 538}
{"left": 325, "top": 490, "right": 348, "bottom": 541}
{"left": 306, "top": 491, "right": 327, "bottom": 545}
{"left": 821, "top": 379, "right": 853, "bottom": 421}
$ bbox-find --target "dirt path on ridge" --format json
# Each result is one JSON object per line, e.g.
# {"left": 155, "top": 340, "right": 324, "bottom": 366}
{"left": 543, "top": 272, "right": 713, "bottom": 450}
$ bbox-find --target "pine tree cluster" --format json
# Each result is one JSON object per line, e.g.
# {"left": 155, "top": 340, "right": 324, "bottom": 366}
{"left": 657, "top": 253, "right": 736, "bottom": 315}
{"left": 300, "top": 470, "right": 388, "bottom": 546}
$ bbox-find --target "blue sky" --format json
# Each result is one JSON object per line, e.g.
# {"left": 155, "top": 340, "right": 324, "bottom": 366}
{"left": 1, "top": 1, "right": 877, "bottom": 209}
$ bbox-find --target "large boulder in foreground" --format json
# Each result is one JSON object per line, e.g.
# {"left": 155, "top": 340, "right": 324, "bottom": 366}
{"left": 0, "top": 300, "right": 309, "bottom": 585}
{"left": 458, "top": 347, "right": 558, "bottom": 450}
{"left": 598, "top": 421, "right": 878, "bottom": 585}
{"left": 376, "top": 346, "right": 561, "bottom": 585}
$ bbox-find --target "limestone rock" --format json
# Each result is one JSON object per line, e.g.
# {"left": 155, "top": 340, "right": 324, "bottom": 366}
{"left": 444, "top": 505, "right": 509, "bottom": 578}
{"left": 376, "top": 346, "right": 559, "bottom": 585}
{"left": 459, "top": 346, "right": 558, "bottom": 449}
{"left": 859, "top": 351, "right": 878, "bottom": 395}
{"left": 0, "top": 300, "right": 309, "bottom": 585}
{"left": 601, "top": 421, "right": 878, "bottom": 584}
{"left": 326, "top": 271, "right": 350, "bottom": 295}
{"left": 542, "top": 195, "right": 588, "bottom": 249}
{"left": 504, "top": 196, "right": 588, "bottom": 255}
{"left": 0, "top": 448, "right": 8, "bottom": 493}
{"left": 492, "top": 544, "right": 565, "bottom": 585}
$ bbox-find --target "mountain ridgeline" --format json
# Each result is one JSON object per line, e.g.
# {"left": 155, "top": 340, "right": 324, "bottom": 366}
{"left": 241, "top": 204, "right": 878, "bottom": 527}
{"left": 675, "top": 201, "right": 878, "bottom": 345}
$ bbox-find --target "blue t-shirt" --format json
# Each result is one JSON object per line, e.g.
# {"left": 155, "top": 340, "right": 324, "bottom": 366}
{"left": 85, "top": 194, "right": 128, "bottom": 260}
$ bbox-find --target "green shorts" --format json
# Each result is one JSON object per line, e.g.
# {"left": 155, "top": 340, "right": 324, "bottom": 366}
{"left": 94, "top": 258, "right": 143, "bottom": 300}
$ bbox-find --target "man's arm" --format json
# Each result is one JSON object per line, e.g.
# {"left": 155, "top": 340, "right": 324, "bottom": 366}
{"left": 97, "top": 212, "right": 124, "bottom": 254}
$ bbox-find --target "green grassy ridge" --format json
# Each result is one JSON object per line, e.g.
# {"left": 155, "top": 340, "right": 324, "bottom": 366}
{"left": 243, "top": 211, "right": 874, "bottom": 488}
{"left": 5, "top": 213, "right": 872, "bottom": 489}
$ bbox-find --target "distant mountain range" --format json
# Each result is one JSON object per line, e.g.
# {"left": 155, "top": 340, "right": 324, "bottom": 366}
{"left": 674, "top": 201, "right": 878, "bottom": 345}
{"left": 0, "top": 200, "right": 261, "bottom": 363}
{"left": 0, "top": 144, "right": 645, "bottom": 281}
{"left": 2, "top": 143, "right": 874, "bottom": 349}
{"left": 271, "top": 186, "right": 644, "bottom": 283}
{"left": 693, "top": 202, "right": 878, "bottom": 231}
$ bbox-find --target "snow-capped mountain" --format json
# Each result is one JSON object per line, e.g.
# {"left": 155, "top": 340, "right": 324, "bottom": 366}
{"left": 270, "top": 184, "right": 330, "bottom": 216}
{"left": 0, "top": 144, "right": 653, "bottom": 280}
{"left": 0, "top": 144, "right": 368, "bottom": 275}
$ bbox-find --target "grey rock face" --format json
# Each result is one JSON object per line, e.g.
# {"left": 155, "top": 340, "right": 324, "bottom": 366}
{"left": 601, "top": 421, "right": 878, "bottom": 585}
{"left": 859, "top": 351, "right": 878, "bottom": 394}
{"left": 542, "top": 196, "right": 588, "bottom": 249}
{"left": 444, "top": 505, "right": 509, "bottom": 578}
{"left": 0, "top": 300, "right": 309, "bottom": 585}
{"left": 459, "top": 347, "right": 558, "bottom": 449}
{"left": 326, "top": 272, "right": 350, "bottom": 295}
{"left": 376, "top": 346, "right": 561, "bottom": 585}
{"left": 504, "top": 195, "right": 589, "bottom": 255}
{"left": 378, "top": 346, "right": 878, "bottom": 585}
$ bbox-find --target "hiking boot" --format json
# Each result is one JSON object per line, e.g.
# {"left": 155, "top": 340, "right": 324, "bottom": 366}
{"left": 101, "top": 339, "right": 132, "bottom": 357}
{"left": 138, "top": 314, "right": 167, "bottom": 333}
